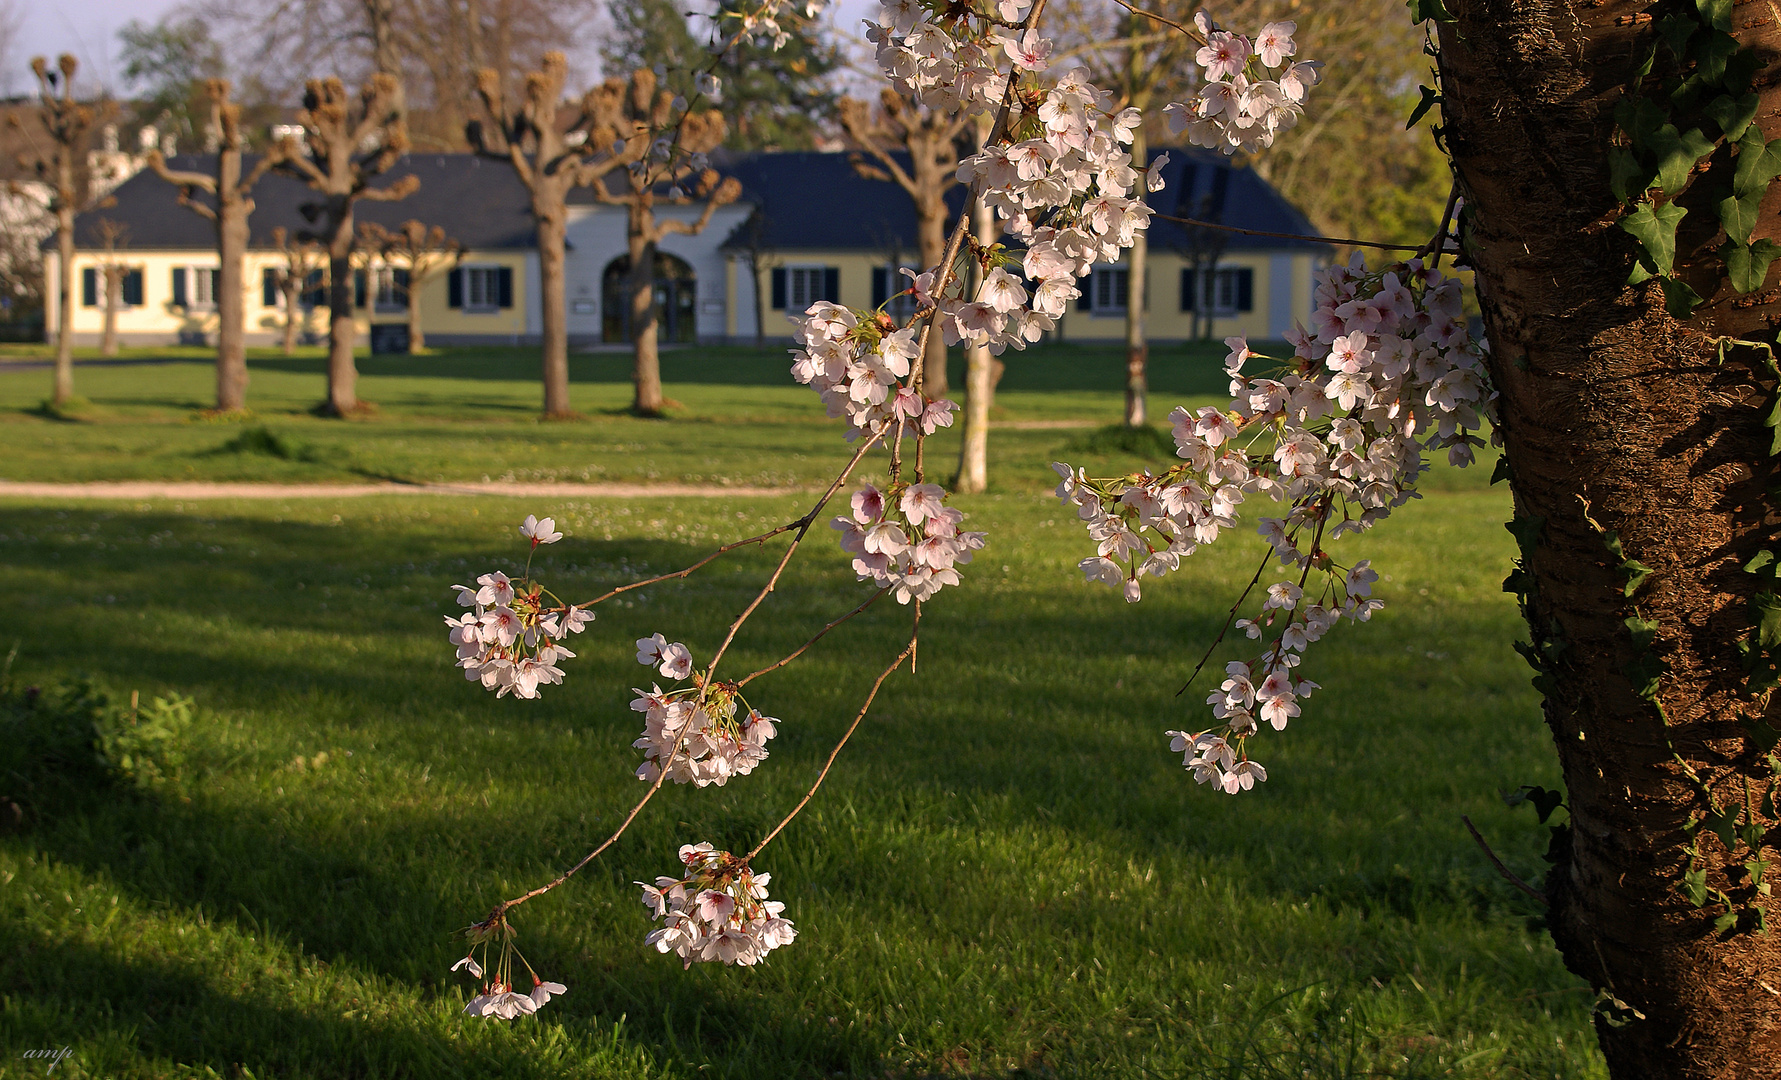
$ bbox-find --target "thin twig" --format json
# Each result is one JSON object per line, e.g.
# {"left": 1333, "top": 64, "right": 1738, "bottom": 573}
{"left": 577, "top": 523, "right": 800, "bottom": 607}
{"left": 1176, "top": 547, "right": 1274, "bottom": 698}
{"left": 737, "top": 588, "right": 888, "bottom": 687}
{"left": 705, "top": 433, "right": 882, "bottom": 680}
{"left": 746, "top": 628, "right": 919, "bottom": 862}
{"left": 1156, "top": 212, "right": 1445, "bottom": 254}
{"left": 1461, "top": 815, "right": 1549, "bottom": 906}
{"left": 1105, "top": 0, "right": 1208, "bottom": 46}
{"left": 1421, "top": 181, "right": 1462, "bottom": 268}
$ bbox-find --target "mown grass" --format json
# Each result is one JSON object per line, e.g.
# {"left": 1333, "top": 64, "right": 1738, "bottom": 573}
{"left": 0, "top": 477, "right": 1600, "bottom": 1078}
{"left": 0, "top": 343, "right": 1238, "bottom": 490}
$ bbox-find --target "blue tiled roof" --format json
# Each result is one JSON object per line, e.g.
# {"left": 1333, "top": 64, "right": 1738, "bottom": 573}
{"left": 64, "top": 148, "right": 1327, "bottom": 256}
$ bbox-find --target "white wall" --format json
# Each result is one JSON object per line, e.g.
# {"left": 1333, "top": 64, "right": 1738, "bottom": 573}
{"left": 562, "top": 202, "right": 754, "bottom": 343}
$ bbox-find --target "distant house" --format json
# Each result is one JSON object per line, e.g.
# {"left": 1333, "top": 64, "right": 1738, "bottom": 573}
{"left": 46, "top": 149, "right": 1326, "bottom": 348}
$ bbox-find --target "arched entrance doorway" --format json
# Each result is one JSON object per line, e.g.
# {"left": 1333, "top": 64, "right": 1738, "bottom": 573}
{"left": 602, "top": 252, "right": 697, "bottom": 344}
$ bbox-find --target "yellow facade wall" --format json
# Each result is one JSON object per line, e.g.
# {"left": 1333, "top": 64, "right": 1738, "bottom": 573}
{"left": 53, "top": 248, "right": 530, "bottom": 344}
{"left": 750, "top": 248, "right": 1312, "bottom": 343}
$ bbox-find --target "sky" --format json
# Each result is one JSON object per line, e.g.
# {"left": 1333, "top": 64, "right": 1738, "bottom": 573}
{"left": 9, "top": 0, "right": 883, "bottom": 99}
{"left": 9, "top": 0, "right": 186, "bottom": 96}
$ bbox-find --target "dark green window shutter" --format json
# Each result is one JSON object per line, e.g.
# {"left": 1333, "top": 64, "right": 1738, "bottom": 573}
{"left": 770, "top": 267, "right": 786, "bottom": 309}
{"left": 497, "top": 266, "right": 513, "bottom": 308}
{"left": 394, "top": 268, "right": 411, "bottom": 309}
{"left": 871, "top": 266, "right": 888, "bottom": 308}
{"left": 823, "top": 267, "right": 839, "bottom": 303}
{"left": 263, "top": 268, "right": 278, "bottom": 307}
{"left": 353, "top": 269, "right": 368, "bottom": 308}
{"left": 448, "top": 268, "right": 462, "bottom": 309}
{"left": 121, "top": 269, "right": 143, "bottom": 306}
{"left": 1076, "top": 277, "right": 1092, "bottom": 312}
{"left": 303, "top": 270, "right": 324, "bottom": 308}
{"left": 82, "top": 268, "right": 97, "bottom": 307}
{"left": 1180, "top": 269, "right": 1196, "bottom": 312}
{"left": 171, "top": 267, "right": 188, "bottom": 308}
{"left": 1236, "top": 268, "right": 1253, "bottom": 312}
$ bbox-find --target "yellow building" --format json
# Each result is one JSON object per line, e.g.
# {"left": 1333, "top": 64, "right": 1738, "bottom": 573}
{"left": 49, "top": 155, "right": 544, "bottom": 349}
{"left": 717, "top": 150, "right": 1328, "bottom": 344}
{"left": 49, "top": 151, "right": 1325, "bottom": 349}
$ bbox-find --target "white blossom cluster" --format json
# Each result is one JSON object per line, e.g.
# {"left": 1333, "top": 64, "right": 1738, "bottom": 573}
{"left": 1162, "top": 13, "right": 1322, "bottom": 155}
{"left": 722, "top": 0, "right": 828, "bottom": 51}
{"left": 444, "top": 516, "right": 594, "bottom": 699}
{"left": 632, "top": 635, "right": 780, "bottom": 786}
{"left": 451, "top": 947, "right": 566, "bottom": 1020}
{"left": 832, "top": 481, "right": 988, "bottom": 604}
{"left": 790, "top": 303, "right": 958, "bottom": 439}
{"left": 865, "top": 0, "right": 1171, "bottom": 356}
{"left": 1057, "top": 256, "right": 1493, "bottom": 791}
{"left": 639, "top": 842, "right": 797, "bottom": 967}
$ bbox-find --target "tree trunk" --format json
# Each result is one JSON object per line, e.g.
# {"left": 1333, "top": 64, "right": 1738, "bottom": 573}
{"left": 407, "top": 276, "right": 426, "bottom": 354}
{"left": 324, "top": 207, "right": 359, "bottom": 416}
{"left": 752, "top": 255, "right": 767, "bottom": 349}
{"left": 54, "top": 207, "right": 74, "bottom": 405}
{"left": 1123, "top": 50, "right": 1150, "bottom": 429}
{"left": 916, "top": 196, "right": 950, "bottom": 398}
{"left": 537, "top": 205, "right": 572, "bottom": 417}
{"left": 956, "top": 194, "right": 997, "bottom": 493}
{"left": 630, "top": 204, "right": 664, "bottom": 416}
{"left": 100, "top": 268, "right": 119, "bottom": 357}
{"left": 282, "top": 281, "right": 300, "bottom": 356}
{"left": 215, "top": 167, "right": 250, "bottom": 412}
{"left": 1439, "top": 4, "right": 1781, "bottom": 1076}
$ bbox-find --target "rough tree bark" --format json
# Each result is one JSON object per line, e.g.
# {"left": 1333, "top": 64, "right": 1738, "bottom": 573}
{"left": 100, "top": 266, "right": 120, "bottom": 357}
{"left": 840, "top": 91, "right": 969, "bottom": 399}
{"left": 1438, "top": 2, "right": 1781, "bottom": 1076}
{"left": 149, "top": 81, "right": 287, "bottom": 414}
{"left": 276, "top": 75, "right": 416, "bottom": 417}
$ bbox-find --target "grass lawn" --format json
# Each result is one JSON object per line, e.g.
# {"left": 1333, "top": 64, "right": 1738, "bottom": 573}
{"left": 0, "top": 343, "right": 1237, "bottom": 490}
{"left": 0, "top": 339, "right": 1598, "bottom": 1077}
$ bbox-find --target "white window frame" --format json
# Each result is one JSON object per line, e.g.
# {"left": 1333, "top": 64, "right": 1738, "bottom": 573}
{"left": 1208, "top": 267, "right": 1246, "bottom": 316}
{"left": 1090, "top": 265, "right": 1128, "bottom": 316}
{"left": 786, "top": 265, "right": 829, "bottom": 311}
{"left": 186, "top": 266, "right": 220, "bottom": 310}
{"left": 373, "top": 266, "right": 408, "bottom": 313}
{"left": 463, "top": 265, "right": 502, "bottom": 313}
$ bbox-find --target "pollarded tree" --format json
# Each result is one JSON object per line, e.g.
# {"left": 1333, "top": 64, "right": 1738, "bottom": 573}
{"left": 839, "top": 90, "right": 969, "bottom": 398}
{"left": 468, "top": 51, "right": 651, "bottom": 419}
{"left": 275, "top": 74, "right": 416, "bottom": 416}
{"left": 148, "top": 79, "right": 288, "bottom": 413}
{"left": 582, "top": 68, "right": 742, "bottom": 416}
{"left": 266, "top": 226, "right": 325, "bottom": 356}
{"left": 23, "top": 55, "right": 108, "bottom": 407}
{"left": 87, "top": 217, "right": 130, "bottom": 358}
{"left": 357, "top": 219, "right": 462, "bottom": 353}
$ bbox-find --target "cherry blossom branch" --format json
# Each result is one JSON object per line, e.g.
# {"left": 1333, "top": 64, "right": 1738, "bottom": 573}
{"left": 746, "top": 623, "right": 920, "bottom": 862}
{"left": 737, "top": 588, "right": 889, "bottom": 688}
{"left": 1154, "top": 212, "right": 1442, "bottom": 254}
{"left": 482, "top": 431, "right": 884, "bottom": 920}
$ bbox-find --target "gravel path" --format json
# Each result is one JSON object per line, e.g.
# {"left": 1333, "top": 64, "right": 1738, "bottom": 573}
{"left": 0, "top": 480, "right": 817, "bottom": 500}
